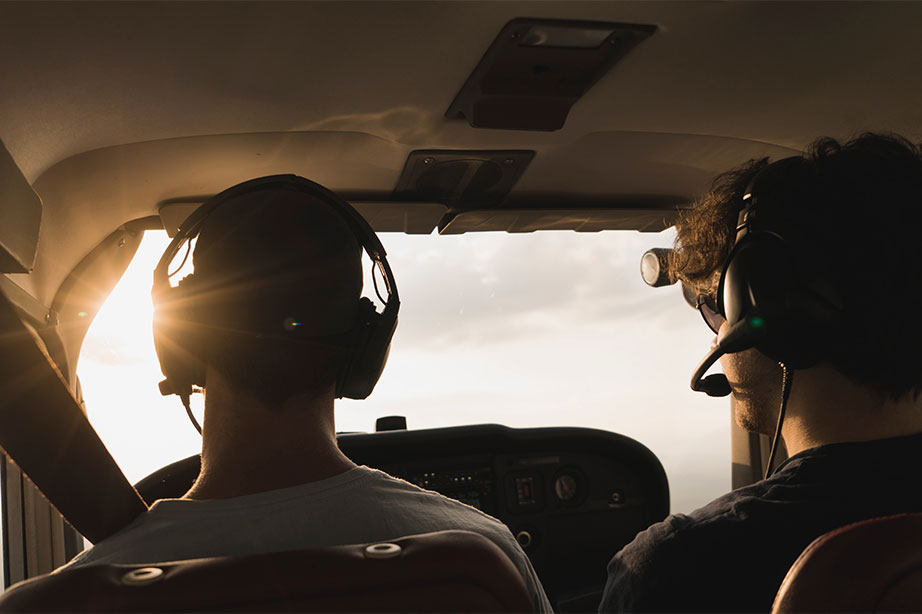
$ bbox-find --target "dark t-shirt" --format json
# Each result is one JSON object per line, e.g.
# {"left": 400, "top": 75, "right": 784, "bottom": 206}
{"left": 599, "top": 432, "right": 922, "bottom": 613}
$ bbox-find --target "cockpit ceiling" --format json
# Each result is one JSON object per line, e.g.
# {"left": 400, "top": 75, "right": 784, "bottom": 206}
{"left": 2, "top": 1, "right": 921, "bottom": 303}
{"left": 2, "top": 1, "right": 920, "bottom": 182}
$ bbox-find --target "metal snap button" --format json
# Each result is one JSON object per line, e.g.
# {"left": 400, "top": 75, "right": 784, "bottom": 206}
{"left": 121, "top": 567, "right": 164, "bottom": 586}
{"left": 364, "top": 543, "right": 402, "bottom": 559}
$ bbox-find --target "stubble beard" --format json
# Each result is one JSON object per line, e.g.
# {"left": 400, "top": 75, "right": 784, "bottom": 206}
{"left": 734, "top": 398, "right": 777, "bottom": 436}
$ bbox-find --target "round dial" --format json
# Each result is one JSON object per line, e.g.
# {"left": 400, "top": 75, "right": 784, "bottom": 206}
{"left": 554, "top": 473, "right": 578, "bottom": 502}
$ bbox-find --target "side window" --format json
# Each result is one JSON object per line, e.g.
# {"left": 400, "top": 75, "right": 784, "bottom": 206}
{"left": 78, "top": 231, "right": 202, "bottom": 485}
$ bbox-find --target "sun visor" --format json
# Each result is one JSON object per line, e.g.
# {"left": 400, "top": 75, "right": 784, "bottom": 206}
{"left": 159, "top": 200, "right": 448, "bottom": 237}
{"left": 0, "top": 140, "right": 42, "bottom": 273}
{"left": 158, "top": 202, "right": 200, "bottom": 237}
{"left": 351, "top": 202, "right": 447, "bottom": 234}
{"left": 438, "top": 205, "right": 681, "bottom": 234}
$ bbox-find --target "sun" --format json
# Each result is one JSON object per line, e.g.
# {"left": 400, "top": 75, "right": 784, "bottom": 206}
{"left": 77, "top": 231, "right": 204, "bottom": 483}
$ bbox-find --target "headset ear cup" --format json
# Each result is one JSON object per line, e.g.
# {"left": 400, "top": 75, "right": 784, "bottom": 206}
{"left": 337, "top": 297, "right": 397, "bottom": 400}
{"left": 721, "top": 235, "right": 790, "bottom": 327}
{"left": 152, "top": 276, "right": 207, "bottom": 397}
{"left": 721, "top": 234, "right": 825, "bottom": 368}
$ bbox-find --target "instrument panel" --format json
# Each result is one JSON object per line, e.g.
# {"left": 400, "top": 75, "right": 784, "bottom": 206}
{"left": 339, "top": 424, "right": 669, "bottom": 611}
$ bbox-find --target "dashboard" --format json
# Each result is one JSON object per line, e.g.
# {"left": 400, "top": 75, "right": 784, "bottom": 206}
{"left": 135, "top": 424, "right": 669, "bottom": 612}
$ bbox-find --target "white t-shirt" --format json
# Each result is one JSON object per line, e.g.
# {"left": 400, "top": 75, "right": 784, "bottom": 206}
{"left": 63, "top": 466, "right": 552, "bottom": 612}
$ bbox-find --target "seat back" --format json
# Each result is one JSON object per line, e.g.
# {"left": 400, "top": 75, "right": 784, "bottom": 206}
{"left": 0, "top": 530, "right": 535, "bottom": 613}
{"left": 772, "top": 513, "right": 922, "bottom": 613}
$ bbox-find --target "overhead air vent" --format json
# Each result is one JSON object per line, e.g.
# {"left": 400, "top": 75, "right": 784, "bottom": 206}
{"left": 446, "top": 18, "right": 656, "bottom": 131}
{"left": 394, "top": 150, "right": 534, "bottom": 208}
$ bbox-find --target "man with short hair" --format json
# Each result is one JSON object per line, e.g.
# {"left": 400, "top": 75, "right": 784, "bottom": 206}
{"left": 600, "top": 134, "right": 922, "bottom": 612}
{"left": 63, "top": 176, "right": 552, "bottom": 613}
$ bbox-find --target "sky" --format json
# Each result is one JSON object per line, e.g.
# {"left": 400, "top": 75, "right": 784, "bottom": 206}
{"left": 77, "top": 228, "right": 728, "bottom": 514}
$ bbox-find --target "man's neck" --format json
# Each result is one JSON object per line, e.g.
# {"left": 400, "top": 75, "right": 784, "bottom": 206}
{"left": 781, "top": 363, "right": 922, "bottom": 457}
{"left": 183, "top": 373, "right": 356, "bottom": 501}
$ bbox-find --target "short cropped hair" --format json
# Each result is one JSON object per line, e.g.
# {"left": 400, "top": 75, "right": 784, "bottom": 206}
{"left": 191, "top": 187, "right": 362, "bottom": 405}
{"left": 673, "top": 133, "right": 922, "bottom": 399}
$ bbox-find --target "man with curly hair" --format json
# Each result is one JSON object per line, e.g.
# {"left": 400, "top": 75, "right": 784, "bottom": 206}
{"left": 600, "top": 133, "right": 922, "bottom": 612}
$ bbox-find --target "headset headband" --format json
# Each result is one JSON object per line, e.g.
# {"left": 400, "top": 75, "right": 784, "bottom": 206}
{"left": 735, "top": 156, "right": 816, "bottom": 238}
{"left": 153, "top": 174, "right": 399, "bottom": 310}
{"left": 152, "top": 174, "right": 400, "bottom": 406}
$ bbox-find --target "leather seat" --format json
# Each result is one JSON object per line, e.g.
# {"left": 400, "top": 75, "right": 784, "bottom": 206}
{"left": 772, "top": 513, "right": 922, "bottom": 613}
{"left": 0, "top": 530, "right": 535, "bottom": 613}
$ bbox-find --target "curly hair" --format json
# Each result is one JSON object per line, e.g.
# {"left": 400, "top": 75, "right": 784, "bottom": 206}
{"left": 672, "top": 132, "right": 922, "bottom": 399}
{"left": 672, "top": 158, "right": 768, "bottom": 295}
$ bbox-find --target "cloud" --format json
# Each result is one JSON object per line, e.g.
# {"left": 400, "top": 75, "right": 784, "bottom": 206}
{"left": 379, "top": 229, "right": 692, "bottom": 349}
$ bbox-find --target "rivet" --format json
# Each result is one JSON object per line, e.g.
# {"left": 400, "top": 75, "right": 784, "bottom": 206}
{"left": 423, "top": 157, "right": 434, "bottom": 165}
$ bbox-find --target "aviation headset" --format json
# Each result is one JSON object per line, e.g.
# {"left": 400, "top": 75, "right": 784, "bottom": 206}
{"left": 718, "top": 156, "right": 849, "bottom": 366}
{"left": 691, "top": 155, "right": 848, "bottom": 476}
{"left": 152, "top": 174, "right": 400, "bottom": 415}
{"left": 692, "top": 156, "right": 849, "bottom": 395}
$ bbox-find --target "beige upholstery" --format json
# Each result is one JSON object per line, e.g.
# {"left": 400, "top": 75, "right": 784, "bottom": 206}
{"left": 0, "top": 530, "right": 535, "bottom": 613}
{"left": 772, "top": 513, "right": 922, "bottom": 613}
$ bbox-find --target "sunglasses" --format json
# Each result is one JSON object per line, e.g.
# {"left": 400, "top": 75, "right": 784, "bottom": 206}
{"left": 696, "top": 294, "right": 726, "bottom": 335}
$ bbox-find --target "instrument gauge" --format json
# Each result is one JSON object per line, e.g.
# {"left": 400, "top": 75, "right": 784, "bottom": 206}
{"left": 554, "top": 473, "right": 578, "bottom": 502}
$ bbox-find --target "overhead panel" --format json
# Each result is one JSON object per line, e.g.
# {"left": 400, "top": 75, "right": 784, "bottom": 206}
{"left": 446, "top": 18, "right": 656, "bottom": 131}
{"left": 394, "top": 150, "right": 534, "bottom": 208}
{"left": 0, "top": 140, "right": 42, "bottom": 273}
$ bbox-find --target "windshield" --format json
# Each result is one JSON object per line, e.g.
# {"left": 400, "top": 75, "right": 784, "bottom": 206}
{"left": 78, "top": 228, "right": 727, "bottom": 514}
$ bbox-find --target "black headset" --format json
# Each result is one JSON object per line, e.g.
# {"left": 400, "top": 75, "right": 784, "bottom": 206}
{"left": 691, "top": 156, "right": 848, "bottom": 396}
{"left": 152, "top": 174, "right": 400, "bottom": 410}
